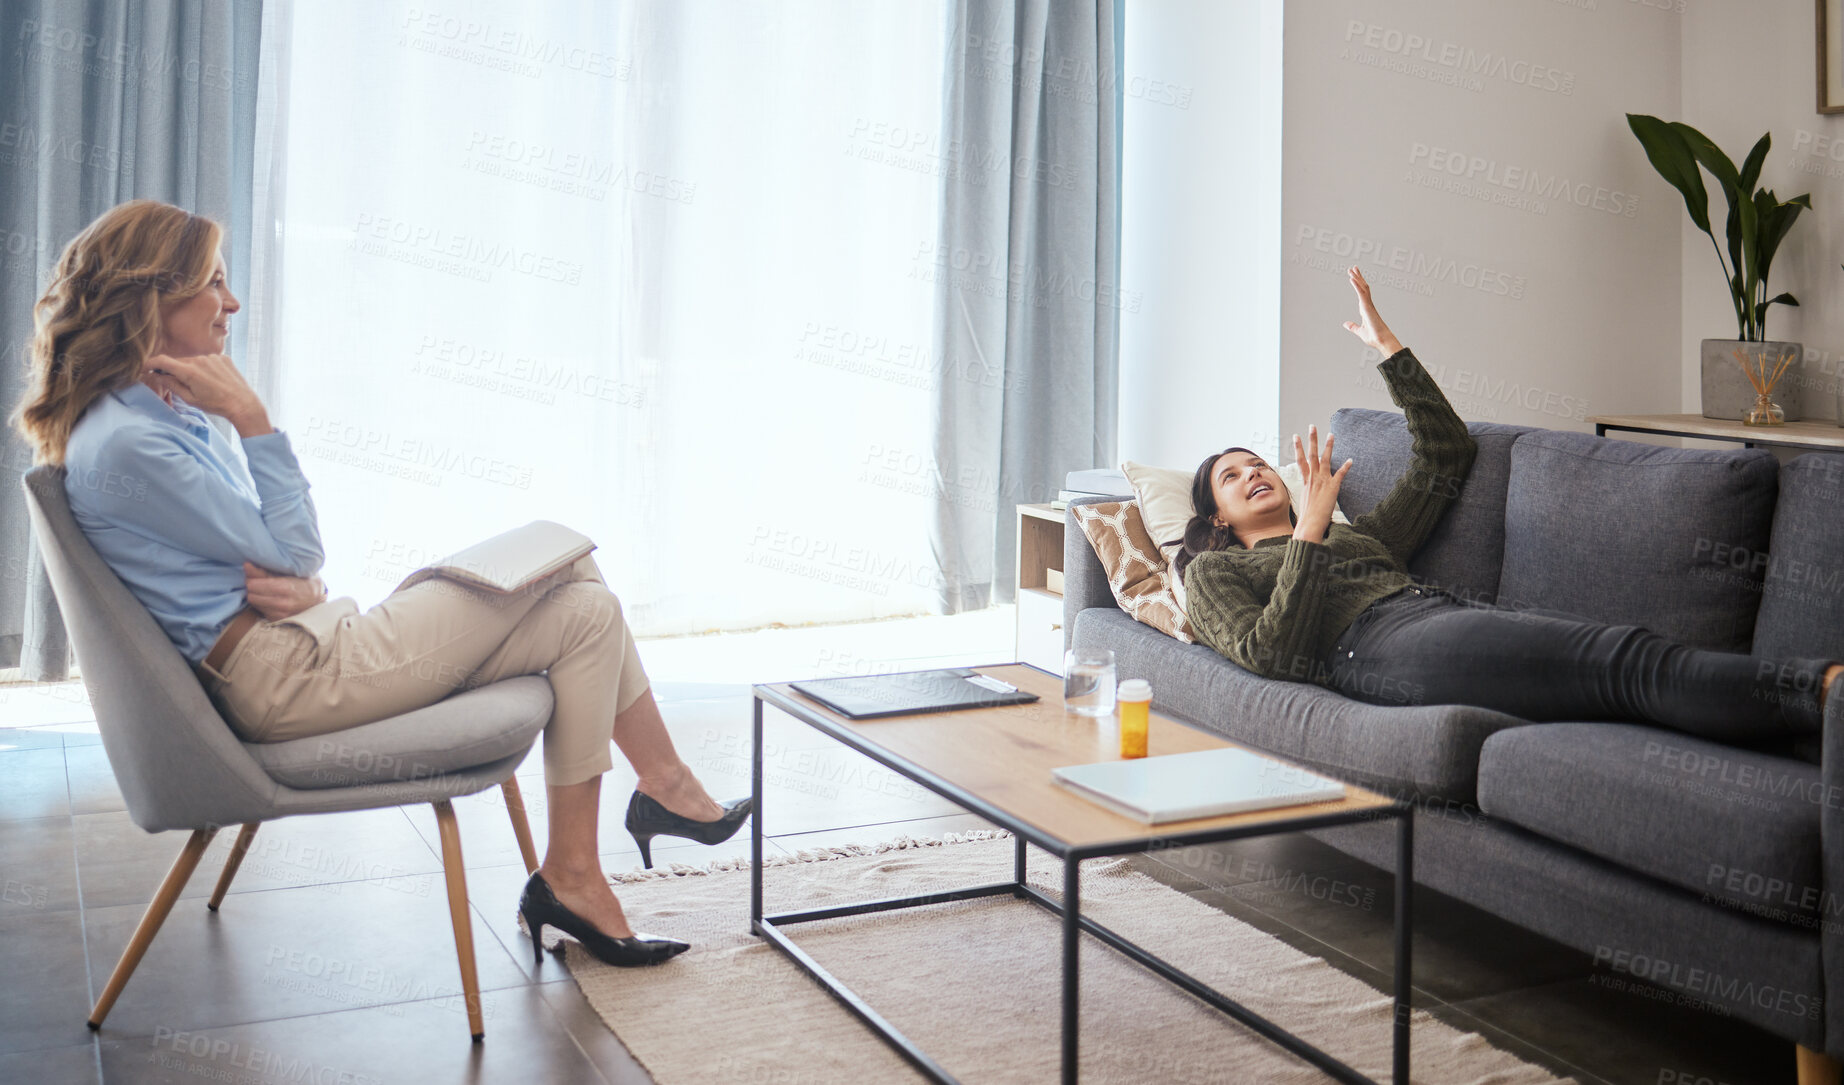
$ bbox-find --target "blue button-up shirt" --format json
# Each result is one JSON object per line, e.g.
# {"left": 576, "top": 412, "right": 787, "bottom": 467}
{"left": 62, "top": 382, "right": 325, "bottom": 665}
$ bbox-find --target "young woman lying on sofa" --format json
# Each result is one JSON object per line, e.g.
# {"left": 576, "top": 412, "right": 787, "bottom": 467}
{"left": 1177, "top": 266, "right": 1844, "bottom": 741}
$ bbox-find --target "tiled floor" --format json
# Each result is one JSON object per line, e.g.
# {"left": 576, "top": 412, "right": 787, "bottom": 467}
{"left": 0, "top": 611, "right": 1805, "bottom": 1084}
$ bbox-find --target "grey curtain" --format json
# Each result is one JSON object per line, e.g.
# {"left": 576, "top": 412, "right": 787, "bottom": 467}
{"left": 0, "top": 0, "right": 263, "bottom": 680}
{"left": 929, "top": 0, "right": 1122, "bottom": 613}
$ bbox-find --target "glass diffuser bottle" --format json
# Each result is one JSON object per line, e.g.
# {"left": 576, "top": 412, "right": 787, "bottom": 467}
{"left": 1744, "top": 392, "right": 1786, "bottom": 426}
{"left": 1734, "top": 345, "right": 1792, "bottom": 427}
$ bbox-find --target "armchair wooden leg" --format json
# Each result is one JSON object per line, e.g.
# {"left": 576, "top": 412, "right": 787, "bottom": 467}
{"left": 432, "top": 800, "right": 485, "bottom": 1041}
{"left": 88, "top": 827, "right": 218, "bottom": 1029}
{"left": 501, "top": 777, "right": 539, "bottom": 876}
{"left": 207, "top": 823, "right": 261, "bottom": 911}
{"left": 1799, "top": 1045, "right": 1843, "bottom": 1085}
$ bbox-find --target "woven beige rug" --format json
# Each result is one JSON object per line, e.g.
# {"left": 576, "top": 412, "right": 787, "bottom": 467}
{"left": 548, "top": 833, "right": 1572, "bottom": 1084}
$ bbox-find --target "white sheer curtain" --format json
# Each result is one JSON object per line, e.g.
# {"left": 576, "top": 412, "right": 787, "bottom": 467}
{"left": 259, "top": 1, "right": 948, "bottom": 636}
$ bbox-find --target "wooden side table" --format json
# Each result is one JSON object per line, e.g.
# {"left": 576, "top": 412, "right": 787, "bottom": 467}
{"left": 1589, "top": 413, "right": 1844, "bottom": 452}
{"left": 1015, "top": 503, "right": 1065, "bottom": 675}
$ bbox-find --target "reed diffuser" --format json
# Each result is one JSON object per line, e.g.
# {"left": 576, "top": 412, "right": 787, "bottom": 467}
{"left": 1732, "top": 344, "right": 1793, "bottom": 426}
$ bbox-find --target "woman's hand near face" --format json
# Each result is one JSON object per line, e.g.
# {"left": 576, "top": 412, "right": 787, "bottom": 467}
{"left": 243, "top": 561, "right": 326, "bottom": 621}
{"left": 1291, "top": 425, "right": 1351, "bottom": 543}
{"left": 144, "top": 353, "right": 273, "bottom": 437}
{"left": 1341, "top": 267, "right": 1403, "bottom": 358}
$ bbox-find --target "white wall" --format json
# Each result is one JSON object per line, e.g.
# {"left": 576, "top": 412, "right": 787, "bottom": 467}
{"left": 1682, "top": 0, "right": 1844, "bottom": 425}
{"left": 1279, "top": 1, "right": 1681, "bottom": 443}
{"left": 1116, "top": 0, "right": 1283, "bottom": 468}
{"left": 1120, "top": 0, "right": 1694, "bottom": 471}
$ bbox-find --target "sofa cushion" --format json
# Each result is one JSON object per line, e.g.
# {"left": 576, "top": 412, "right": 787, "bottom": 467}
{"left": 1497, "top": 431, "right": 1777, "bottom": 652}
{"left": 1073, "top": 608, "right": 1527, "bottom": 803}
{"left": 1477, "top": 723, "right": 1823, "bottom": 920}
{"left": 247, "top": 675, "right": 553, "bottom": 789}
{"left": 1752, "top": 453, "right": 1844, "bottom": 662}
{"left": 1329, "top": 411, "right": 1533, "bottom": 605}
{"left": 1072, "top": 501, "right": 1193, "bottom": 642}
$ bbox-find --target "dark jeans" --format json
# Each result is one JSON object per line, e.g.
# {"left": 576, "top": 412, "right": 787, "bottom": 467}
{"left": 1322, "top": 583, "right": 1838, "bottom": 742}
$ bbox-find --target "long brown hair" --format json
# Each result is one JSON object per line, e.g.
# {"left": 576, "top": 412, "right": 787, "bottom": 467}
{"left": 1173, "top": 446, "right": 1296, "bottom": 584}
{"left": 8, "top": 200, "right": 223, "bottom": 466}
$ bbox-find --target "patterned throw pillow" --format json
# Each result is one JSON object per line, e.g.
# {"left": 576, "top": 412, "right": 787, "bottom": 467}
{"left": 1073, "top": 501, "right": 1194, "bottom": 643}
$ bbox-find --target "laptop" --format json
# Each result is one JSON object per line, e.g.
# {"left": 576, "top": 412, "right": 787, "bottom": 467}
{"left": 790, "top": 667, "right": 1040, "bottom": 720}
{"left": 1052, "top": 747, "right": 1347, "bottom": 824}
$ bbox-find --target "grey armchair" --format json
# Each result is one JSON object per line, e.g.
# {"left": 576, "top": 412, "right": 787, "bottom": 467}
{"left": 21, "top": 465, "right": 555, "bottom": 1041}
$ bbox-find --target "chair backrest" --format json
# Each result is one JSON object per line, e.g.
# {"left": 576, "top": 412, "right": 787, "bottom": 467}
{"left": 22, "top": 466, "right": 278, "bottom": 832}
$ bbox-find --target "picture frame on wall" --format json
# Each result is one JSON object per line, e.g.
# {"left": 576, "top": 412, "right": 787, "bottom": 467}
{"left": 1822, "top": 0, "right": 1844, "bottom": 113}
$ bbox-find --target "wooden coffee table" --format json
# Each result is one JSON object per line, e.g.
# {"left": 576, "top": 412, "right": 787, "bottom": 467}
{"left": 749, "top": 663, "right": 1413, "bottom": 1084}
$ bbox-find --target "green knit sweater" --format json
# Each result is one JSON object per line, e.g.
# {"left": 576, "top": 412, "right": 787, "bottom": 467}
{"left": 1183, "top": 348, "right": 1478, "bottom": 688}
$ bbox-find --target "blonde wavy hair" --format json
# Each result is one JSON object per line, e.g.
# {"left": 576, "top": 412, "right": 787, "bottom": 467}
{"left": 8, "top": 199, "right": 224, "bottom": 467}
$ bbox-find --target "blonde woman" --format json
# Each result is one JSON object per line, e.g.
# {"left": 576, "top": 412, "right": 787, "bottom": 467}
{"left": 10, "top": 199, "right": 747, "bottom": 966}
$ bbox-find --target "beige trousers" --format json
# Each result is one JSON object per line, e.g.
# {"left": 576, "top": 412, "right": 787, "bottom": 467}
{"left": 196, "top": 555, "right": 649, "bottom": 787}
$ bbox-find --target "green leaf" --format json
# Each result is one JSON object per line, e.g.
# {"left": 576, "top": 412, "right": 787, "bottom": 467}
{"left": 1670, "top": 120, "right": 1757, "bottom": 334}
{"left": 1739, "top": 132, "right": 1771, "bottom": 193}
{"left": 1627, "top": 114, "right": 1710, "bottom": 234}
{"left": 1755, "top": 191, "right": 1810, "bottom": 288}
{"left": 1754, "top": 292, "right": 1798, "bottom": 329}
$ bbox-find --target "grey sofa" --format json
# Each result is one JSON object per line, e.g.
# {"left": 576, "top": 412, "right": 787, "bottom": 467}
{"left": 1065, "top": 407, "right": 1844, "bottom": 1063}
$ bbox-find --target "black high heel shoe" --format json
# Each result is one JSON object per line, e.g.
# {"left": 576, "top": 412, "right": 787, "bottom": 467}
{"left": 625, "top": 791, "right": 753, "bottom": 870}
{"left": 517, "top": 871, "right": 689, "bottom": 967}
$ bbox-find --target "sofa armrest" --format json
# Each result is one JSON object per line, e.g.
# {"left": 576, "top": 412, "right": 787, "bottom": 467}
{"left": 1822, "top": 716, "right": 1844, "bottom": 1052}
{"left": 1063, "top": 496, "right": 1121, "bottom": 651}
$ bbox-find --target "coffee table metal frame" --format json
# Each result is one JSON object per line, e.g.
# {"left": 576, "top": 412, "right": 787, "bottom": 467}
{"left": 748, "top": 670, "right": 1415, "bottom": 1085}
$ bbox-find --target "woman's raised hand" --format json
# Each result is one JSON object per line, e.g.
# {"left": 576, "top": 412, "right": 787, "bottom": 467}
{"left": 1341, "top": 267, "right": 1403, "bottom": 358}
{"left": 144, "top": 353, "right": 273, "bottom": 437}
{"left": 1291, "top": 424, "right": 1351, "bottom": 544}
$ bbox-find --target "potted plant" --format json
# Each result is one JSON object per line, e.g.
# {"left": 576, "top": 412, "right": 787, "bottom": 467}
{"left": 1627, "top": 114, "right": 1814, "bottom": 421}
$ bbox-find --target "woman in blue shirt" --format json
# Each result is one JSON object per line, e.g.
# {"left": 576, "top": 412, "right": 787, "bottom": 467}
{"left": 9, "top": 199, "right": 740, "bottom": 968}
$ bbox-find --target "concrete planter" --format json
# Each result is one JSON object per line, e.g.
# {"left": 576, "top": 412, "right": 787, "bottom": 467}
{"left": 1700, "top": 339, "right": 1805, "bottom": 422}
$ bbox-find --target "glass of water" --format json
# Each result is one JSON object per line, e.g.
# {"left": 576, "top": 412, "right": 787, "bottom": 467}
{"left": 1064, "top": 648, "right": 1116, "bottom": 717}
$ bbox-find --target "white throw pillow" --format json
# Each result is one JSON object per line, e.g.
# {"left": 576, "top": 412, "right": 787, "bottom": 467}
{"left": 1119, "top": 458, "right": 1350, "bottom": 612}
